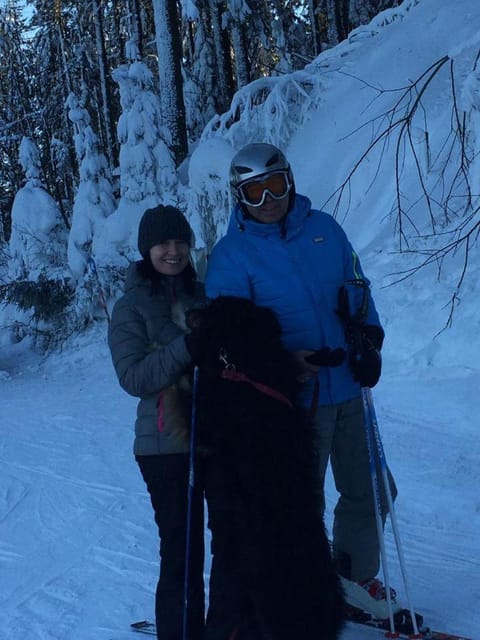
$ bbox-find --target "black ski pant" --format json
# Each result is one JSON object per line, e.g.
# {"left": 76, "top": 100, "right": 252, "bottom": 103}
{"left": 137, "top": 454, "right": 205, "bottom": 640}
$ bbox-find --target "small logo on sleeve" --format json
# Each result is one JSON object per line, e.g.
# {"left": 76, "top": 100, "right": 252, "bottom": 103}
{"left": 312, "top": 236, "right": 325, "bottom": 243}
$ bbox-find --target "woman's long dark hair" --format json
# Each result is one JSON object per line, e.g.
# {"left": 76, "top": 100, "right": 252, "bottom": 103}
{"left": 137, "top": 255, "right": 198, "bottom": 296}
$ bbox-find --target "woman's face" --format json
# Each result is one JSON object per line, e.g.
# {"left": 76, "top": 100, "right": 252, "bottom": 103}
{"left": 149, "top": 240, "right": 190, "bottom": 276}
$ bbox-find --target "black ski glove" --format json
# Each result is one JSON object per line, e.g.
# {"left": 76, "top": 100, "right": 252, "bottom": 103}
{"left": 349, "top": 336, "right": 382, "bottom": 388}
{"left": 363, "top": 324, "right": 385, "bottom": 351}
{"left": 305, "top": 347, "right": 346, "bottom": 367}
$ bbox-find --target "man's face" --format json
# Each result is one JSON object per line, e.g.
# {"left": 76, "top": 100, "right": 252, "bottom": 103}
{"left": 239, "top": 170, "right": 292, "bottom": 224}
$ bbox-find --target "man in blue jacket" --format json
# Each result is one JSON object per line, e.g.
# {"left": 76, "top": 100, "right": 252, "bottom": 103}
{"left": 205, "top": 142, "right": 398, "bottom": 621}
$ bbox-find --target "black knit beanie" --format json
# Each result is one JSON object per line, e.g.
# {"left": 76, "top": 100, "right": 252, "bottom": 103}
{"left": 137, "top": 205, "right": 193, "bottom": 257}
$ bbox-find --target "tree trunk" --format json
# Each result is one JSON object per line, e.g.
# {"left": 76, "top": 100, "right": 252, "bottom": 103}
{"left": 130, "top": 0, "right": 144, "bottom": 57}
{"left": 152, "top": 0, "right": 188, "bottom": 165}
{"left": 230, "top": 20, "right": 250, "bottom": 89}
{"left": 92, "top": 0, "right": 116, "bottom": 171}
{"left": 208, "top": 0, "right": 235, "bottom": 111}
{"left": 308, "top": 0, "right": 321, "bottom": 56}
{"left": 326, "top": 0, "right": 339, "bottom": 46}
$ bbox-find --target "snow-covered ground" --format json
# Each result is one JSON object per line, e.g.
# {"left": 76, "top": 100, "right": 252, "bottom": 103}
{"left": 1, "top": 319, "right": 478, "bottom": 640}
{"left": 2, "top": 0, "right": 480, "bottom": 638}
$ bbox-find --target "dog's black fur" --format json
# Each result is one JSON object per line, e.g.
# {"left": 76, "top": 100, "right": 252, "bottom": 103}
{"left": 188, "top": 296, "right": 345, "bottom": 640}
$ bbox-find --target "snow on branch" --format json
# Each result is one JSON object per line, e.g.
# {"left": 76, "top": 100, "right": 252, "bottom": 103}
{"left": 201, "top": 72, "right": 323, "bottom": 152}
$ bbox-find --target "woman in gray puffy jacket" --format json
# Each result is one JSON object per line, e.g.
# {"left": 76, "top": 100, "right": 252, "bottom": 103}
{"left": 108, "top": 205, "right": 205, "bottom": 640}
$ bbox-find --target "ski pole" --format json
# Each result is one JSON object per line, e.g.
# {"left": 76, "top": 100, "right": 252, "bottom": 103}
{"left": 183, "top": 365, "right": 200, "bottom": 640}
{"left": 340, "top": 279, "right": 410, "bottom": 634}
{"left": 363, "top": 388, "right": 421, "bottom": 637}
{"left": 361, "top": 387, "right": 397, "bottom": 636}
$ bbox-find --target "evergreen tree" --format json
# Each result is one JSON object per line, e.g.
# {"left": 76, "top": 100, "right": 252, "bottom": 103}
{"left": 27, "top": 0, "right": 78, "bottom": 209}
{"left": 8, "top": 137, "right": 67, "bottom": 281}
{"left": 94, "top": 51, "right": 176, "bottom": 271}
{"left": 66, "top": 92, "right": 115, "bottom": 282}
{"left": 0, "top": 2, "right": 35, "bottom": 241}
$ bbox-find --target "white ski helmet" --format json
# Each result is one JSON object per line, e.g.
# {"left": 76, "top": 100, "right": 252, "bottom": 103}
{"left": 229, "top": 143, "right": 292, "bottom": 191}
{"left": 230, "top": 142, "right": 290, "bottom": 189}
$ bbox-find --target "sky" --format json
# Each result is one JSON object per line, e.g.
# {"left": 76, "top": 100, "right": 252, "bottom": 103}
{"left": 1, "top": 1, "right": 479, "bottom": 639}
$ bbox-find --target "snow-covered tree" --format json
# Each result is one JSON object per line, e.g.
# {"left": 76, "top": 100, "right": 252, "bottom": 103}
{"left": 1, "top": 137, "right": 70, "bottom": 347}
{"left": 94, "top": 57, "right": 177, "bottom": 271}
{"left": 186, "top": 137, "right": 233, "bottom": 255}
{"left": 8, "top": 137, "right": 67, "bottom": 282}
{"left": 63, "top": 91, "right": 115, "bottom": 323}
{"left": 66, "top": 92, "right": 115, "bottom": 283}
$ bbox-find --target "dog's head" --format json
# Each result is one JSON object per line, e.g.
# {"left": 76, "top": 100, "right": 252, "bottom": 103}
{"left": 187, "top": 296, "right": 292, "bottom": 381}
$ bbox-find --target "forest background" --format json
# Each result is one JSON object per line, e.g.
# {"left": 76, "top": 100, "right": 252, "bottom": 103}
{"left": 0, "top": 0, "right": 406, "bottom": 346}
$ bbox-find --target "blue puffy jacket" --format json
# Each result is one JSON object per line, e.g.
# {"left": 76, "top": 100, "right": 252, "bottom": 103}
{"left": 205, "top": 193, "right": 383, "bottom": 407}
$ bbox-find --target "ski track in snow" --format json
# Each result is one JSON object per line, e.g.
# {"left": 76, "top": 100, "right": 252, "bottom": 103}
{"left": 1, "top": 330, "right": 479, "bottom": 640}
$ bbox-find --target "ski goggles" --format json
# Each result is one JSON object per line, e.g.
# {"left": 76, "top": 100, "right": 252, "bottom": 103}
{"left": 236, "top": 170, "right": 292, "bottom": 207}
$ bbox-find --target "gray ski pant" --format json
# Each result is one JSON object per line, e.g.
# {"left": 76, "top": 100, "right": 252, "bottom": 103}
{"left": 310, "top": 395, "right": 397, "bottom": 582}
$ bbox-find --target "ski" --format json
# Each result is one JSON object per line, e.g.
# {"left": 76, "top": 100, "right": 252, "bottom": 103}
{"left": 348, "top": 621, "right": 473, "bottom": 640}
{"left": 131, "top": 616, "right": 473, "bottom": 640}
{"left": 130, "top": 620, "right": 156, "bottom": 635}
{"left": 346, "top": 607, "right": 473, "bottom": 640}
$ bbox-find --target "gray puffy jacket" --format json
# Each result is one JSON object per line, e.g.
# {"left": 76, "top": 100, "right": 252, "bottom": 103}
{"left": 108, "top": 262, "right": 205, "bottom": 455}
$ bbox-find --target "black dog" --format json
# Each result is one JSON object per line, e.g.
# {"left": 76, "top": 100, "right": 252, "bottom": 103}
{"left": 188, "top": 296, "right": 344, "bottom": 640}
